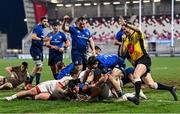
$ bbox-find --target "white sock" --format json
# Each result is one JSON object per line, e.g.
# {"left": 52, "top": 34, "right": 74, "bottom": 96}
{"left": 11, "top": 94, "right": 17, "bottom": 99}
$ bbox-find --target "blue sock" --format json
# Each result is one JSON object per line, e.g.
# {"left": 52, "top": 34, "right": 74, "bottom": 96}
{"left": 29, "top": 75, "right": 34, "bottom": 84}
{"left": 53, "top": 73, "right": 58, "bottom": 80}
{"left": 36, "top": 73, "right": 41, "bottom": 85}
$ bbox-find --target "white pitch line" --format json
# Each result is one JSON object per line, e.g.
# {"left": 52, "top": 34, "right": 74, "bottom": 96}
{"left": 154, "top": 67, "right": 168, "bottom": 70}
{"left": 142, "top": 99, "right": 180, "bottom": 103}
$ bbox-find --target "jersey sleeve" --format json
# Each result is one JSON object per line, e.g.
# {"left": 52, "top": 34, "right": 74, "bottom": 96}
{"left": 62, "top": 32, "right": 67, "bottom": 42}
{"left": 11, "top": 66, "right": 19, "bottom": 72}
{"left": 59, "top": 76, "right": 72, "bottom": 87}
{"left": 47, "top": 32, "right": 52, "bottom": 38}
{"left": 69, "top": 26, "right": 76, "bottom": 35}
{"left": 32, "top": 26, "right": 40, "bottom": 35}
{"left": 115, "top": 29, "right": 124, "bottom": 41}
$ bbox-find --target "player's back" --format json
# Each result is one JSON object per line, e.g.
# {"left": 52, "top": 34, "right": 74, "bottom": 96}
{"left": 57, "top": 63, "right": 75, "bottom": 80}
{"left": 96, "top": 54, "right": 125, "bottom": 69}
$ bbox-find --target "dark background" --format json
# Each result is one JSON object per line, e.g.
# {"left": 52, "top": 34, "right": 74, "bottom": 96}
{"left": 0, "top": 0, "right": 28, "bottom": 49}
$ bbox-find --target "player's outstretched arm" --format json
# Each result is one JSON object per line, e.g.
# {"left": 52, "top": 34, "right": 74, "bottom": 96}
{"left": 5, "top": 66, "right": 14, "bottom": 77}
{"left": 89, "top": 38, "right": 96, "bottom": 56}
{"left": 62, "top": 15, "right": 70, "bottom": 33}
{"left": 119, "top": 16, "right": 141, "bottom": 33}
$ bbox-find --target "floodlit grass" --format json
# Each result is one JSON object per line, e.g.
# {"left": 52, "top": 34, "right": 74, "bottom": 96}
{"left": 0, "top": 57, "right": 179, "bottom": 113}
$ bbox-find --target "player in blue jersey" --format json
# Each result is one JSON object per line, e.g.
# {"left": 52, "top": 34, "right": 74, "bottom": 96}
{"left": 27, "top": 17, "right": 49, "bottom": 89}
{"left": 84, "top": 55, "right": 126, "bottom": 99}
{"left": 54, "top": 45, "right": 102, "bottom": 80}
{"left": 62, "top": 15, "right": 96, "bottom": 72}
{"left": 114, "top": 26, "right": 126, "bottom": 57}
{"left": 56, "top": 62, "right": 75, "bottom": 80}
{"left": 44, "top": 21, "right": 70, "bottom": 79}
{"left": 96, "top": 54, "right": 125, "bottom": 70}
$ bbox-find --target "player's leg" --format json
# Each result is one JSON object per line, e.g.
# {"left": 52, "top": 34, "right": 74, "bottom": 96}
{"left": 108, "top": 68, "right": 124, "bottom": 98}
{"left": 0, "top": 82, "right": 13, "bottom": 90}
{"left": 71, "top": 53, "right": 83, "bottom": 74}
{"left": 34, "top": 93, "right": 51, "bottom": 100}
{"left": 142, "top": 73, "right": 178, "bottom": 101}
{"left": 127, "top": 64, "right": 147, "bottom": 105}
{"left": 0, "top": 76, "right": 5, "bottom": 85}
{"left": 29, "top": 49, "right": 43, "bottom": 86}
{"left": 35, "top": 52, "right": 43, "bottom": 85}
{"left": 5, "top": 87, "right": 38, "bottom": 101}
{"left": 82, "top": 54, "right": 88, "bottom": 71}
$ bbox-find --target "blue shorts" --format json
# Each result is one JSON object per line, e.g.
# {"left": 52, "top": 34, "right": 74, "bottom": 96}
{"left": 122, "top": 67, "right": 134, "bottom": 85}
{"left": 30, "top": 48, "right": 43, "bottom": 61}
{"left": 48, "top": 52, "right": 63, "bottom": 66}
{"left": 71, "top": 51, "right": 87, "bottom": 70}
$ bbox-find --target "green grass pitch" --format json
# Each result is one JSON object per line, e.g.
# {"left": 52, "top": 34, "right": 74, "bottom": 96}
{"left": 0, "top": 57, "right": 179, "bottom": 113}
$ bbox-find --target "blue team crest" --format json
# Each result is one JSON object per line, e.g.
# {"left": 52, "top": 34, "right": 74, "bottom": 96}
{"left": 77, "top": 30, "right": 80, "bottom": 33}
{"left": 59, "top": 36, "right": 62, "bottom": 39}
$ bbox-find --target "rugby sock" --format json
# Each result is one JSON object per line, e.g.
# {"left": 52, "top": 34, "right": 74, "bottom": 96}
{"left": 134, "top": 79, "right": 142, "bottom": 98}
{"left": 11, "top": 94, "right": 17, "bottom": 99}
{"left": 36, "top": 73, "right": 41, "bottom": 85}
{"left": 53, "top": 73, "right": 58, "bottom": 80}
{"left": 29, "top": 75, "right": 34, "bottom": 84}
{"left": 157, "top": 82, "right": 172, "bottom": 91}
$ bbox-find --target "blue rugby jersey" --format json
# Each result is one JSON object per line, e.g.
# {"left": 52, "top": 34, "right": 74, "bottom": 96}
{"left": 31, "top": 24, "right": 45, "bottom": 50}
{"left": 115, "top": 28, "right": 124, "bottom": 57}
{"left": 96, "top": 54, "right": 125, "bottom": 69}
{"left": 47, "top": 31, "right": 67, "bottom": 53}
{"left": 69, "top": 26, "right": 92, "bottom": 53}
{"left": 57, "top": 63, "right": 75, "bottom": 80}
{"left": 115, "top": 28, "right": 124, "bottom": 42}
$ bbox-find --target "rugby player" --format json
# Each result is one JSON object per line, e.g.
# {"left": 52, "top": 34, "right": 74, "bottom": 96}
{"left": 44, "top": 21, "right": 70, "bottom": 79}
{"left": 5, "top": 68, "right": 80, "bottom": 101}
{"left": 28, "top": 17, "right": 49, "bottom": 87}
{"left": 62, "top": 16, "right": 96, "bottom": 72}
{"left": 119, "top": 16, "right": 178, "bottom": 105}
{"left": 0, "top": 62, "right": 28, "bottom": 90}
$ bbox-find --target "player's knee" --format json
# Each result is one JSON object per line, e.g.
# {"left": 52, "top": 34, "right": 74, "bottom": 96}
{"left": 34, "top": 60, "right": 43, "bottom": 68}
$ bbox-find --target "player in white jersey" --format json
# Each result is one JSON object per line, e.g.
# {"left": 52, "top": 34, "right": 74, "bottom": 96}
{"left": 5, "top": 68, "right": 79, "bottom": 101}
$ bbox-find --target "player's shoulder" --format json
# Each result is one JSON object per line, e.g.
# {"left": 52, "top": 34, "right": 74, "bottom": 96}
{"left": 58, "top": 31, "right": 66, "bottom": 36}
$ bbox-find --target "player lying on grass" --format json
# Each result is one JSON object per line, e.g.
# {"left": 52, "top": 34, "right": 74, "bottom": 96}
{"left": 0, "top": 62, "right": 29, "bottom": 90}
{"left": 5, "top": 68, "right": 80, "bottom": 101}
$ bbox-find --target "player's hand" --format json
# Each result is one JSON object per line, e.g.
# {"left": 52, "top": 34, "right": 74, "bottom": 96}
{"left": 122, "top": 34, "right": 126, "bottom": 42}
{"left": 63, "top": 15, "right": 70, "bottom": 22}
{"left": 119, "top": 16, "right": 126, "bottom": 26}
{"left": 92, "top": 51, "right": 97, "bottom": 56}
{"left": 59, "top": 48, "right": 64, "bottom": 52}
{"left": 51, "top": 45, "right": 59, "bottom": 50}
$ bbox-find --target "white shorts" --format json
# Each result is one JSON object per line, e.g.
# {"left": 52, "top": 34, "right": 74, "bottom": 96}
{"left": 36, "top": 76, "right": 73, "bottom": 94}
{"left": 36, "top": 80, "right": 62, "bottom": 94}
